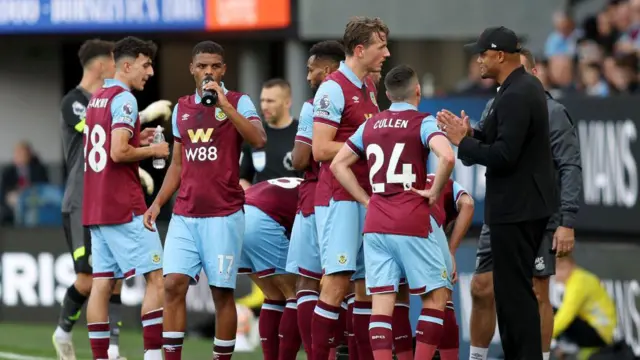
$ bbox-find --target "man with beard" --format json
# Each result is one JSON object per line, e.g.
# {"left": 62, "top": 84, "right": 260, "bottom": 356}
{"left": 437, "top": 26, "right": 558, "bottom": 360}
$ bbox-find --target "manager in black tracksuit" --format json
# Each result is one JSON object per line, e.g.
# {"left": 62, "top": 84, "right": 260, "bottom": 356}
{"left": 438, "top": 27, "right": 559, "bottom": 360}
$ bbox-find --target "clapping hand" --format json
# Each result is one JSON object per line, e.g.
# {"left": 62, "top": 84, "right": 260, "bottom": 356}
{"left": 436, "top": 110, "right": 471, "bottom": 146}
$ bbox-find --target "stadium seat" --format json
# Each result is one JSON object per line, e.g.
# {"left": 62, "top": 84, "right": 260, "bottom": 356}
{"left": 14, "top": 184, "right": 64, "bottom": 227}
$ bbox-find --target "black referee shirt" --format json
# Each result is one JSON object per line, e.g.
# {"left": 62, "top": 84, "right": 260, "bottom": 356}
{"left": 240, "top": 120, "right": 301, "bottom": 183}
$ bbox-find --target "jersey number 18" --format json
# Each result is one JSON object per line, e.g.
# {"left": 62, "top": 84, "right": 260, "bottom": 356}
{"left": 84, "top": 124, "right": 108, "bottom": 173}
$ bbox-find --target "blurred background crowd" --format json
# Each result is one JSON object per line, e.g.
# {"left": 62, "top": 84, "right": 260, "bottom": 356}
{"left": 452, "top": 0, "right": 640, "bottom": 98}
{"left": 0, "top": 0, "right": 639, "bottom": 359}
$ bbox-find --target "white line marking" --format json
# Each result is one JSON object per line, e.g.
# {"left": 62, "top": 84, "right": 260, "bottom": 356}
{"left": 0, "top": 351, "right": 54, "bottom": 360}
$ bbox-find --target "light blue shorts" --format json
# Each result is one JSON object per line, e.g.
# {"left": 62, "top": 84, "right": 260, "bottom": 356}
{"left": 320, "top": 199, "right": 366, "bottom": 279}
{"left": 363, "top": 221, "right": 451, "bottom": 295}
{"left": 286, "top": 212, "right": 321, "bottom": 280}
{"left": 315, "top": 206, "right": 329, "bottom": 264}
{"left": 396, "top": 217, "right": 453, "bottom": 289}
{"left": 430, "top": 216, "right": 455, "bottom": 289}
{"left": 238, "top": 205, "right": 289, "bottom": 278}
{"left": 163, "top": 210, "right": 244, "bottom": 288}
{"left": 90, "top": 215, "right": 163, "bottom": 280}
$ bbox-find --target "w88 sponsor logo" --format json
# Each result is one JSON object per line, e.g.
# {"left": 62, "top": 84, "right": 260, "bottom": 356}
{"left": 185, "top": 127, "right": 218, "bottom": 161}
{"left": 185, "top": 146, "right": 218, "bottom": 162}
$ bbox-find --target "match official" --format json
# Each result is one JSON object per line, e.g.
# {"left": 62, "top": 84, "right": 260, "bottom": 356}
{"left": 437, "top": 26, "right": 558, "bottom": 360}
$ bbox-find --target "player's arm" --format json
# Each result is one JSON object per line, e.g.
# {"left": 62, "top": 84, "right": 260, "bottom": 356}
{"left": 330, "top": 124, "right": 369, "bottom": 207}
{"left": 292, "top": 102, "right": 314, "bottom": 170}
{"left": 548, "top": 102, "right": 582, "bottom": 229}
{"left": 61, "top": 95, "right": 87, "bottom": 133}
{"left": 239, "top": 143, "right": 254, "bottom": 190}
{"left": 110, "top": 92, "right": 168, "bottom": 163}
{"left": 153, "top": 143, "right": 182, "bottom": 207}
{"left": 152, "top": 105, "right": 183, "bottom": 207}
{"left": 458, "top": 92, "right": 531, "bottom": 170}
{"left": 449, "top": 183, "right": 474, "bottom": 253}
{"left": 423, "top": 116, "right": 455, "bottom": 197}
{"left": 217, "top": 85, "right": 266, "bottom": 148}
{"left": 312, "top": 81, "right": 346, "bottom": 162}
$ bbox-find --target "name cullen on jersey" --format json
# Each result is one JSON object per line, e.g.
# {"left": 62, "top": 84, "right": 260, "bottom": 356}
{"left": 373, "top": 118, "right": 409, "bottom": 130}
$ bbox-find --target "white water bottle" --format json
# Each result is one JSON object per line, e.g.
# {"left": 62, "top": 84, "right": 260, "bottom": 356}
{"left": 152, "top": 125, "right": 166, "bottom": 169}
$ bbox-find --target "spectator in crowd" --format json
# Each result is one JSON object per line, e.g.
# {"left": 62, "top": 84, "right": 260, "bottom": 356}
{"left": 610, "top": 53, "right": 640, "bottom": 93}
{"left": 582, "top": 1, "right": 621, "bottom": 54}
{"left": 0, "top": 141, "right": 49, "bottom": 224}
{"left": 547, "top": 55, "right": 578, "bottom": 97}
{"left": 545, "top": 11, "right": 582, "bottom": 58}
{"left": 578, "top": 62, "right": 610, "bottom": 96}
{"left": 614, "top": 0, "right": 640, "bottom": 53}
{"left": 239, "top": 78, "right": 299, "bottom": 189}
{"left": 451, "top": 56, "right": 497, "bottom": 96}
{"left": 455, "top": 0, "right": 640, "bottom": 98}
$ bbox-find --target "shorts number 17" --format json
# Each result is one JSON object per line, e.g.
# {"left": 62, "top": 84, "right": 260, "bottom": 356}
{"left": 217, "top": 254, "right": 234, "bottom": 275}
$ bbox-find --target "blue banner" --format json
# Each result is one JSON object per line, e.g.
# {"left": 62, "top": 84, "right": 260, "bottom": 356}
{"left": 419, "top": 97, "right": 492, "bottom": 225}
{"left": 0, "top": 0, "right": 207, "bottom": 33}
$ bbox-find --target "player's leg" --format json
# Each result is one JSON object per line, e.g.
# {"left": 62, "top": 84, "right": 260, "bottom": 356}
{"left": 469, "top": 225, "right": 496, "bottom": 360}
{"left": 431, "top": 217, "right": 459, "bottom": 360}
{"left": 247, "top": 273, "right": 300, "bottom": 360}
{"left": 286, "top": 212, "right": 321, "bottom": 357}
{"left": 362, "top": 233, "right": 402, "bottom": 360}
{"left": 161, "top": 215, "right": 202, "bottom": 360}
{"left": 240, "top": 205, "right": 291, "bottom": 359}
{"left": 107, "top": 216, "right": 165, "bottom": 360}
{"left": 533, "top": 231, "right": 556, "bottom": 360}
{"left": 439, "top": 292, "right": 459, "bottom": 360}
{"left": 295, "top": 276, "right": 320, "bottom": 356}
{"left": 108, "top": 280, "right": 125, "bottom": 360}
{"left": 54, "top": 212, "right": 92, "bottom": 360}
{"left": 245, "top": 274, "right": 286, "bottom": 360}
{"left": 86, "top": 226, "right": 120, "bottom": 360}
{"left": 313, "top": 200, "right": 361, "bottom": 360}
{"left": 351, "top": 202, "right": 373, "bottom": 360}
{"left": 397, "top": 231, "right": 450, "bottom": 360}
{"left": 317, "top": 205, "right": 350, "bottom": 359}
{"left": 344, "top": 291, "right": 358, "bottom": 360}
{"left": 200, "top": 210, "right": 245, "bottom": 360}
{"left": 393, "top": 283, "right": 413, "bottom": 360}
{"left": 271, "top": 274, "right": 301, "bottom": 360}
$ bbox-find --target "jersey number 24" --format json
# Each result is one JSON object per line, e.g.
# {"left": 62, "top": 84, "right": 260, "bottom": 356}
{"left": 366, "top": 143, "right": 416, "bottom": 193}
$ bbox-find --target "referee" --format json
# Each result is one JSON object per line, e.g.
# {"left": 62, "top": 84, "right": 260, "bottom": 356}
{"left": 438, "top": 27, "right": 559, "bottom": 359}
{"left": 54, "top": 39, "right": 172, "bottom": 360}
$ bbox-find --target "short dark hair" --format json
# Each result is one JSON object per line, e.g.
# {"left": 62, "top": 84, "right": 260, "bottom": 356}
{"left": 384, "top": 65, "right": 418, "bottom": 102}
{"left": 78, "top": 39, "right": 115, "bottom": 67}
{"left": 343, "top": 17, "right": 389, "bottom": 56}
{"left": 262, "top": 78, "right": 291, "bottom": 96}
{"left": 309, "top": 40, "right": 345, "bottom": 64}
{"left": 519, "top": 47, "right": 536, "bottom": 70}
{"left": 113, "top": 36, "right": 157, "bottom": 63}
{"left": 192, "top": 41, "right": 225, "bottom": 59}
